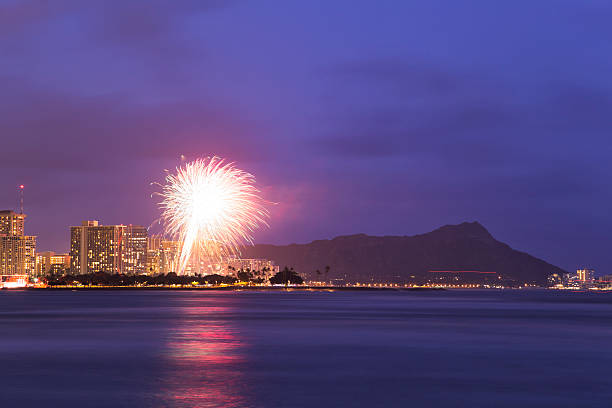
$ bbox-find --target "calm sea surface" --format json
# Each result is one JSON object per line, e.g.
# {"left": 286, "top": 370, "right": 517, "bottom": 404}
{"left": 0, "top": 289, "right": 611, "bottom": 407}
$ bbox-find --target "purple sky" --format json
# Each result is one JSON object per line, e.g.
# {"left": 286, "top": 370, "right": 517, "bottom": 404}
{"left": 1, "top": 0, "right": 611, "bottom": 273}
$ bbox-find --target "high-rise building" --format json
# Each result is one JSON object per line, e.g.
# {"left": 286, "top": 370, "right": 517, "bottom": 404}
{"left": 577, "top": 268, "right": 595, "bottom": 283}
{"left": 0, "top": 210, "right": 25, "bottom": 236}
{"left": 70, "top": 221, "right": 147, "bottom": 274}
{"left": 70, "top": 221, "right": 122, "bottom": 274}
{"left": 0, "top": 210, "right": 36, "bottom": 277}
{"left": 123, "top": 225, "right": 147, "bottom": 275}
{"left": 0, "top": 235, "right": 36, "bottom": 276}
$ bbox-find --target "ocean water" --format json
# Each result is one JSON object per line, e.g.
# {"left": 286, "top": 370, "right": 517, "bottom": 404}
{"left": 0, "top": 289, "right": 611, "bottom": 407}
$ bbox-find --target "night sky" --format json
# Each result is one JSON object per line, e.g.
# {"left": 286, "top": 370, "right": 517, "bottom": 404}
{"left": 1, "top": 1, "right": 611, "bottom": 273}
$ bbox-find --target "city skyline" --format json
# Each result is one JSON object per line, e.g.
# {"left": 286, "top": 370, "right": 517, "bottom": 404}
{"left": 2, "top": 205, "right": 600, "bottom": 283}
{"left": 2, "top": 1, "right": 612, "bottom": 274}
{"left": 0, "top": 209, "right": 282, "bottom": 278}
{"left": 0, "top": 192, "right": 603, "bottom": 275}
{"left": 0, "top": 204, "right": 605, "bottom": 285}
{"left": 1, "top": 3, "right": 611, "bottom": 406}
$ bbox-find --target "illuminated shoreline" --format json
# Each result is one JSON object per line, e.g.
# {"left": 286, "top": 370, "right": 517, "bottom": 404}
{"left": 18, "top": 285, "right": 447, "bottom": 291}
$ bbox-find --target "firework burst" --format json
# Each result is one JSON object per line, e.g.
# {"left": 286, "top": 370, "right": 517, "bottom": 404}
{"left": 157, "top": 157, "right": 269, "bottom": 274}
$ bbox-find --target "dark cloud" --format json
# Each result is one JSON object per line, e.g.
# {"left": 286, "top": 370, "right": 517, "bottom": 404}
{"left": 0, "top": 76, "right": 268, "bottom": 172}
{"left": 0, "top": 0, "right": 232, "bottom": 34}
{"left": 315, "top": 58, "right": 612, "bottom": 170}
{"left": 328, "top": 59, "right": 472, "bottom": 96}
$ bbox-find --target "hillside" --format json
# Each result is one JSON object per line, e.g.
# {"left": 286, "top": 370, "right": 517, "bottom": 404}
{"left": 243, "top": 222, "right": 566, "bottom": 285}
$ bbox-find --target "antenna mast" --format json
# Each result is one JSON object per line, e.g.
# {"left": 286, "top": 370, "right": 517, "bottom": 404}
{"left": 18, "top": 185, "right": 24, "bottom": 214}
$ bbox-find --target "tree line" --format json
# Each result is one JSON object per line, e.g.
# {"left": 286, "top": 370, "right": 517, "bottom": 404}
{"left": 44, "top": 266, "right": 303, "bottom": 286}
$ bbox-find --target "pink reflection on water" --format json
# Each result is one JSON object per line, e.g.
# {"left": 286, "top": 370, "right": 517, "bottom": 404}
{"left": 160, "top": 300, "right": 250, "bottom": 408}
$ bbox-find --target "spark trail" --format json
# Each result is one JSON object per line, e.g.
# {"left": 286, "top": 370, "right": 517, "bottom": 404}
{"left": 158, "top": 157, "right": 269, "bottom": 274}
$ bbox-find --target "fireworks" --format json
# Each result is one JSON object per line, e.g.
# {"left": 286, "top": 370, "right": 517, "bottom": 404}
{"left": 157, "top": 157, "right": 269, "bottom": 274}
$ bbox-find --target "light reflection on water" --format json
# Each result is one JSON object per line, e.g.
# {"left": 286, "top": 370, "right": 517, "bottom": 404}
{"left": 2, "top": 290, "right": 612, "bottom": 408}
{"left": 159, "top": 302, "right": 250, "bottom": 408}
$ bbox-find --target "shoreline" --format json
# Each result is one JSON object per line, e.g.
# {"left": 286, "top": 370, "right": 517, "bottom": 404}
{"left": 5, "top": 285, "right": 609, "bottom": 292}
{"left": 11, "top": 285, "right": 447, "bottom": 292}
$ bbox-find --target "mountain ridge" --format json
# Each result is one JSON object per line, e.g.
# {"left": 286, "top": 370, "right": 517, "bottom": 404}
{"left": 243, "top": 222, "right": 565, "bottom": 285}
